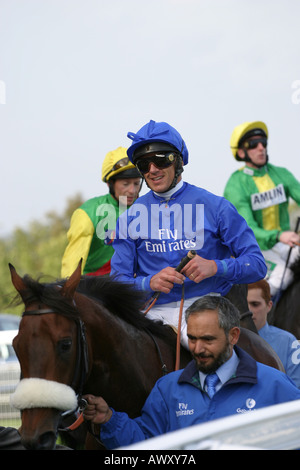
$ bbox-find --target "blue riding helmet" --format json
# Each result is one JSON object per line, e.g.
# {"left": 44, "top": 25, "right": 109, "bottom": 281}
{"left": 127, "top": 120, "right": 189, "bottom": 165}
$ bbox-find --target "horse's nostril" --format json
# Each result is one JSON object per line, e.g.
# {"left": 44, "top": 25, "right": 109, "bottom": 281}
{"left": 38, "top": 431, "right": 57, "bottom": 450}
{"left": 22, "top": 432, "right": 57, "bottom": 450}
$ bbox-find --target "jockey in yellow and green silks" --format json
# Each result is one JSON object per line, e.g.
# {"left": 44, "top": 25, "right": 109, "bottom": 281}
{"left": 61, "top": 147, "right": 142, "bottom": 278}
{"left": 224, "top": 121, "right": 300, "bottom": 297}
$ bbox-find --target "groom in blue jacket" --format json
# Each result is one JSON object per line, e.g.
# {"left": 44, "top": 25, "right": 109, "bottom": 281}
{"left": 83, "top": 296, "right": 300, "bottom": 448}
{"left": 110, "top": 119, "right": 267, "bottom": 346}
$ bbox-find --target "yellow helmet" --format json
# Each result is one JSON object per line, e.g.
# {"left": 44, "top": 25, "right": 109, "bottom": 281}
{"left": 101, "top": 147, "right": 140, "bottom": 182}
{"left": 230, "top": 121, "right": 268, "bottom": 159}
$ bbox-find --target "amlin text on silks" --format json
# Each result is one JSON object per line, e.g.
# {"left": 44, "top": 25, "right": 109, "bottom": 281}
{"left": 251, "top": 184, "right": 287, "bottom": 211}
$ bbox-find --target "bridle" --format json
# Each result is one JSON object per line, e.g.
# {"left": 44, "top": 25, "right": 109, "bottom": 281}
{"left": 21, "top": 307, "right": 89, "bottom": 430}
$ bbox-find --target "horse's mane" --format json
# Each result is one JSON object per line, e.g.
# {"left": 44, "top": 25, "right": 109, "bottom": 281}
{"left": 76, "top": 275, "right": 176, "bottom": 344}
{"left": 17, "top": 274, "right": 176, "bottom": 345}
{"left": 77, "top": 275, "right": 146, "bottom": 316}
{"left": 15, "top": 275, "right": 79, "bottom": 319}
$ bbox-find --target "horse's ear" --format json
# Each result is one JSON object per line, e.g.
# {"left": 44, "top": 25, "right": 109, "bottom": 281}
{"left": 61, "top": 259, "right": 82, "bottom": 299}
{"left": 9, "top": 263, "right": 27, "bottom": 296}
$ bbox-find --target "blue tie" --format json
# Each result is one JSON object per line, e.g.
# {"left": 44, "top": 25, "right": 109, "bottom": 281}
{"left": 205, "top": 373, "right": 219, "bottom": 399}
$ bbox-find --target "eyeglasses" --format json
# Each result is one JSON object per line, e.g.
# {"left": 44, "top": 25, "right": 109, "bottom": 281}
{"left": 135, "top": 153, "right": 176, "bottom": 175}
{"left": 243, "top": 137, "right": 267, "bottom": 150}
{"left": 104, "top": 157, "right": 131, "bottom": 181}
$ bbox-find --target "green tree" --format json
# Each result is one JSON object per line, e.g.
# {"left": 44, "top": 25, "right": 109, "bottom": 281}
{"left": 0, "top": 193, "right": 83, "bottom": 315}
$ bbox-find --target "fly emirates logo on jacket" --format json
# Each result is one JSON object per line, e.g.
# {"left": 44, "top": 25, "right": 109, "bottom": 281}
{"left": 175, "top": 398, "right": 257, "bottom": 419}
{"left": 176, "top": 403, "right": 195, "bottom": 417}
{"left": 121, "top": 202, "right": 205, "bottom": 252}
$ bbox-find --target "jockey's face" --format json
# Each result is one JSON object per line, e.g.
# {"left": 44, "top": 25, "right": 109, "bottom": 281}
{"left": 247, "top": 288, "right": 273, "bottom": 331}
{"left": 237, "top": 136, "right": 268, "bottom": 168}
{"left": 139, "top": 153, "right": 181, "bottom": 193}
{"left": 111, "top": 177, "right": 141, "bottom": 206}
{"left": 187, "top": 309, "right": 240, "bottom": 374}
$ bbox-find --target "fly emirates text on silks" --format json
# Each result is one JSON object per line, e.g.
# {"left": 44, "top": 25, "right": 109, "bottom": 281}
{"left": 95, "top": 199, "right": 205, "bottom": 251}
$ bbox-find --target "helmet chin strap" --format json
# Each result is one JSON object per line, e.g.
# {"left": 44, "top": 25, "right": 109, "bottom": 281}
{"left": 166, "top": 155, "right": 183, "bottom": 191}
{"left": 108, "top": 180, "right": 116, "bottom": 198}
{"left": 243, "top": 150, "right": 269, "bottom": 169}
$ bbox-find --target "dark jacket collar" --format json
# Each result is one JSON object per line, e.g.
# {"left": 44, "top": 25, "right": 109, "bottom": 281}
{"left": 178, "top": 346, "right": 258, "bottom": 388}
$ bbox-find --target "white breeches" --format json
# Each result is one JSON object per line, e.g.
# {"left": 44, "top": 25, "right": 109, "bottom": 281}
{"left": 145, "top": 296, "right": 201, "bottom": 349}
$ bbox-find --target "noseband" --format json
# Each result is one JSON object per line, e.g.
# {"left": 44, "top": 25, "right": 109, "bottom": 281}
{"left": 21, "top": 308, "right": 89, "bottom": 402}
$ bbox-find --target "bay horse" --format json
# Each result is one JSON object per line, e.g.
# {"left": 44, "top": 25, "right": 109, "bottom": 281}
{"left": 9, "top": 262, "right": 283, "bottom": 450}
{"left": 270, "top": 257, "right": 300, "bottom": 338}
{"left": 9, "top": 262, "right": 189, "bottom": 450}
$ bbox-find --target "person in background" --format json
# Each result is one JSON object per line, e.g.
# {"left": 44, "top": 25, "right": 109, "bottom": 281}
{"left": 224, "top": 121, "right": 300, "bottom": 298}
{"left": 83, "top": 296, "right": 300, "bottom": 448}
{"left": 110, "top": 119, "right": 267, "bottom": 347}
{"left": 247, "top": 279, "right": 300, "bottom": 387}
{"left": 61, "top": 147, "right": 142, "bottom": 277}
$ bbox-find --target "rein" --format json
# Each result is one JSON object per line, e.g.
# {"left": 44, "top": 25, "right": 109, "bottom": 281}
{"left": 144, "top": 285, "right": 184, "bottom": 372}
{"left": 145, "top": 329, "right": 168, "bottom": 376}
{"left": 21, "top": 307, "right": 89, "bottom": 432}
{"left": 144, "top": 251, "right": 196, "bottom": 371}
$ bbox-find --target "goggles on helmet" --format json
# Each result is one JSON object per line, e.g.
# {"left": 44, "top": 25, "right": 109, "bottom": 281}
{"left": 135, "top": 153, "right": 176, "bottom": 175}
{"left": 104, "top": 157, "right": 131, "bottom": 181}
{"left": 243, "top": 137, "right": 267, "bottom": 150}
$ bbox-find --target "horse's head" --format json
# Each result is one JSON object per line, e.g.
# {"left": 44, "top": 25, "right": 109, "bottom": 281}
{"left": 9, "top": 261, "right": 88, "bottom": 450}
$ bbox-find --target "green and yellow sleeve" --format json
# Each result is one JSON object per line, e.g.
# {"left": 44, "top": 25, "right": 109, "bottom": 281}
{"left": 61, "top": 208, "right": 94, "bottom": 278}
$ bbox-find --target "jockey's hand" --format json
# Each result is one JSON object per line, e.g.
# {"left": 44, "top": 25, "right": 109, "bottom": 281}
{"left": 279, "top": 231, "right": 300, "bottom": 248}
{"left": 82, "top": 394, "right": 112, "bottom": 424}
{"left": 181, "top": 255, "right": 217, "bottom": 283}
{"left": 150, "top": 267, "right": 185, "bottom": 294}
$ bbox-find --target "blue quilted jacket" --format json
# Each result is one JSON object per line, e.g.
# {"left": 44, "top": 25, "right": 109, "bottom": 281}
{"left": 100, "top": 347, "right": 300, "bottom": 449}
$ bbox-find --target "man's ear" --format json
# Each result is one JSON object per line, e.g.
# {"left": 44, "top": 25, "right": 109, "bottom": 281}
{"left": 267, "top": 300, "right": 273, "bottom": 314}
{"left": 229, "top": 327, "right": 240, "bottom": 346}
{"left": 237, "top": 148, "right": 245, "bottom": 160}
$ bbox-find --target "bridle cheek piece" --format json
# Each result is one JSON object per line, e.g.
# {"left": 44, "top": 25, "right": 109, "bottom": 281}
{"left": 21, "top": 308, "right": 89, "bottom": 407}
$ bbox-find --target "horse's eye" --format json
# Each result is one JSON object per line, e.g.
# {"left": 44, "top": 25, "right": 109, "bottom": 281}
{"left": 58, "top": 338, "right": 72, "bottom": 353}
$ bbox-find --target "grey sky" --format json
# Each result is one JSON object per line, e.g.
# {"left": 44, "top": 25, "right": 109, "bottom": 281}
{"left": 0, "top": 0, "right": 299, "bottom": 236}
